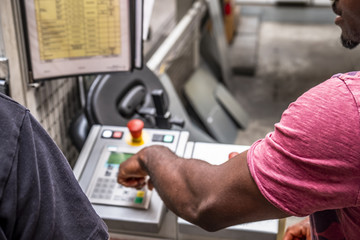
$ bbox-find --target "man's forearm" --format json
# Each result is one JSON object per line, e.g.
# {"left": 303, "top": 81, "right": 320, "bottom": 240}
{"left": 138, "top": 145, "right": 215, "bottom": 226}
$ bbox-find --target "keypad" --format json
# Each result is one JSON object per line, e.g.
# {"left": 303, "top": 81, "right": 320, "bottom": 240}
{"left": 89, "top": 128, "right": 181, "bottom": 210}
{"left": 89, "top": 176, "right": 148, "bottom": 208}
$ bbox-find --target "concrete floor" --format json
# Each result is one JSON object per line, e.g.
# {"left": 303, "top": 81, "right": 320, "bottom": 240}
{"left": 232, "top": 6, "right": 360, "bottom": 146}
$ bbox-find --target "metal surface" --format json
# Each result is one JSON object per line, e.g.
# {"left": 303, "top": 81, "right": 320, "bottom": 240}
{"left": 184, "top": 64, "right": 239, "bottom": 144}
{"left": 158, "top": 73, "right": 215, "bottom": 143}
{"left": 73, "top": 125, "right": 101, "bottom": 180}
{"left": 215, "top": 84, "right": 249, "bottom": 128}
{"left": 147, "top": 1, "right": 206, "bottom": 74}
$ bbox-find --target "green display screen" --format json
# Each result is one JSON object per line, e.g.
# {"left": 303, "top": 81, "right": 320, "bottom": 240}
{"left": 107, "top": 152, "right": 133, "bottom": 165}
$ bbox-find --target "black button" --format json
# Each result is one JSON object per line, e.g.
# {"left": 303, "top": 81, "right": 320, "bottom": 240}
{"left": 152, "top": 134, "right": 164, "bottom": 142}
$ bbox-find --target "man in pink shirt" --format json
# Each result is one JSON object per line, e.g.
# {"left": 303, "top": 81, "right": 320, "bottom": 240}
{"left": 118, "top": 0, "right": 360, "bottom": 239}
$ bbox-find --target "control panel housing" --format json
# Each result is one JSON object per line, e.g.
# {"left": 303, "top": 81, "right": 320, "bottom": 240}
{"left": 74, "top": 124, "right": 189, "bottom": 234}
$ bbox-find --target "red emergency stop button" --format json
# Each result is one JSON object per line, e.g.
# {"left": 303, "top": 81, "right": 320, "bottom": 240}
{"left": 127, "top": 119, "right": 144, "bottom": 142}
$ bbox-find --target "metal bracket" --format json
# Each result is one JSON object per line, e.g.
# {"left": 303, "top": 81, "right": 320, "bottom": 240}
{"left": 0, "top": 57, "right": 9, "bottom": 95}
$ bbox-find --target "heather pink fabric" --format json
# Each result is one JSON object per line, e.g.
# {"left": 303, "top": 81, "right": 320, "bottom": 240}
{"left": 247, "top": 72, "right": 360, "bottom": 239}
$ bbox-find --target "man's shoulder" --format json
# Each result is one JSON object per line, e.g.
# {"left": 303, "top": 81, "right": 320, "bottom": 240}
{"left": 330, "top": 71, "right": 360, "bottom": 107}
{"left": 0, "top": 95, "right": 28, "bottom": 203}
{"left": 332, "top": 71, "right": 360, "bottom": 80}
{"left": 0, "top": 93, "right": 28, "bottom": 122}
{"left": 331, "top": 71, "right": 360, "bottom": 85}
{"left": 0, "top": 93, "right": 29, "bottom": 152}
{"left": 0, "top": 93, "right": 26, "bottom": 110}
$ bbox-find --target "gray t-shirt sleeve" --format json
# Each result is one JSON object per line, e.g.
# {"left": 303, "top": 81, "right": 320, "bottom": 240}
{"left": 0, "top": 98, "right": 108, "bottom": 239}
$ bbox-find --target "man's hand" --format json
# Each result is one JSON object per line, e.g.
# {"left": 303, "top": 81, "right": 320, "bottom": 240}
{"left": 283, "top": 217, "right": 311, "bottom": 240}
{"left": 117, "top": 148, "right": 153, "bottom": 190}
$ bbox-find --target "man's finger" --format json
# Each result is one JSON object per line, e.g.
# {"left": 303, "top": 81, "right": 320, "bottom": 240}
{"left": 118, "top": 177, "right": 146, "bottom": 188}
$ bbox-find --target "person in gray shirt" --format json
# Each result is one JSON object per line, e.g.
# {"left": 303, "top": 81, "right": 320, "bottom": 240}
{"left": 0, "top": 93, "right": 109, "bottom": 240}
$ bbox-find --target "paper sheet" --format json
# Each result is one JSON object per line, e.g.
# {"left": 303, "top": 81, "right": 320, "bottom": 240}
{"left": 25, "top": 0, "right": 131, "bottom": 79}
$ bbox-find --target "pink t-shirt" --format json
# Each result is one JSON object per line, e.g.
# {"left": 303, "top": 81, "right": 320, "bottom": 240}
{"left": 247, "top": 72, "right": 360, "bottom": 240}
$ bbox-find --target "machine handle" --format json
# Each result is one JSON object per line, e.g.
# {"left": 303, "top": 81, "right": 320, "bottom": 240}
{"left": 170, "top": 116, "right": 185, "bottom": 128}
{"left": 118, "top": 85, "right": 146, "bottom": 117}
{"left": 151, "top": 89, "right": 167, "bottom": 116}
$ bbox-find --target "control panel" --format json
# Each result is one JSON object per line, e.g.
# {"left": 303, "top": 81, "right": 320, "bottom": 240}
{"left": 87, "top": 150, "right": 150, "bottom": 209}
{"left": 86, "top": 119, "right": 181, "bottom": 210}
{"left": 74, "top": 120, "right": 189, "bottom": 234}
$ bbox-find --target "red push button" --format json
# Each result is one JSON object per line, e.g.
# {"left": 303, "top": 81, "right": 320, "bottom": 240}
{"left": 112, "top": 131, "right": 123, "bottom": 139}
{"left": 127, "top": 119, "right": 144, "bottom": 142}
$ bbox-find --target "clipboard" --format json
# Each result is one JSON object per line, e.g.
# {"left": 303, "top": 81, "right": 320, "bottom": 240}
{"left": 20, "top": 0, "right": 144, "bottom": 82}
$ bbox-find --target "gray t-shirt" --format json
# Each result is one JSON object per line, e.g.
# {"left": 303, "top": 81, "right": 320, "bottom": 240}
{"left": 0, "top": 93, "right": 108, "bottom": 239}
